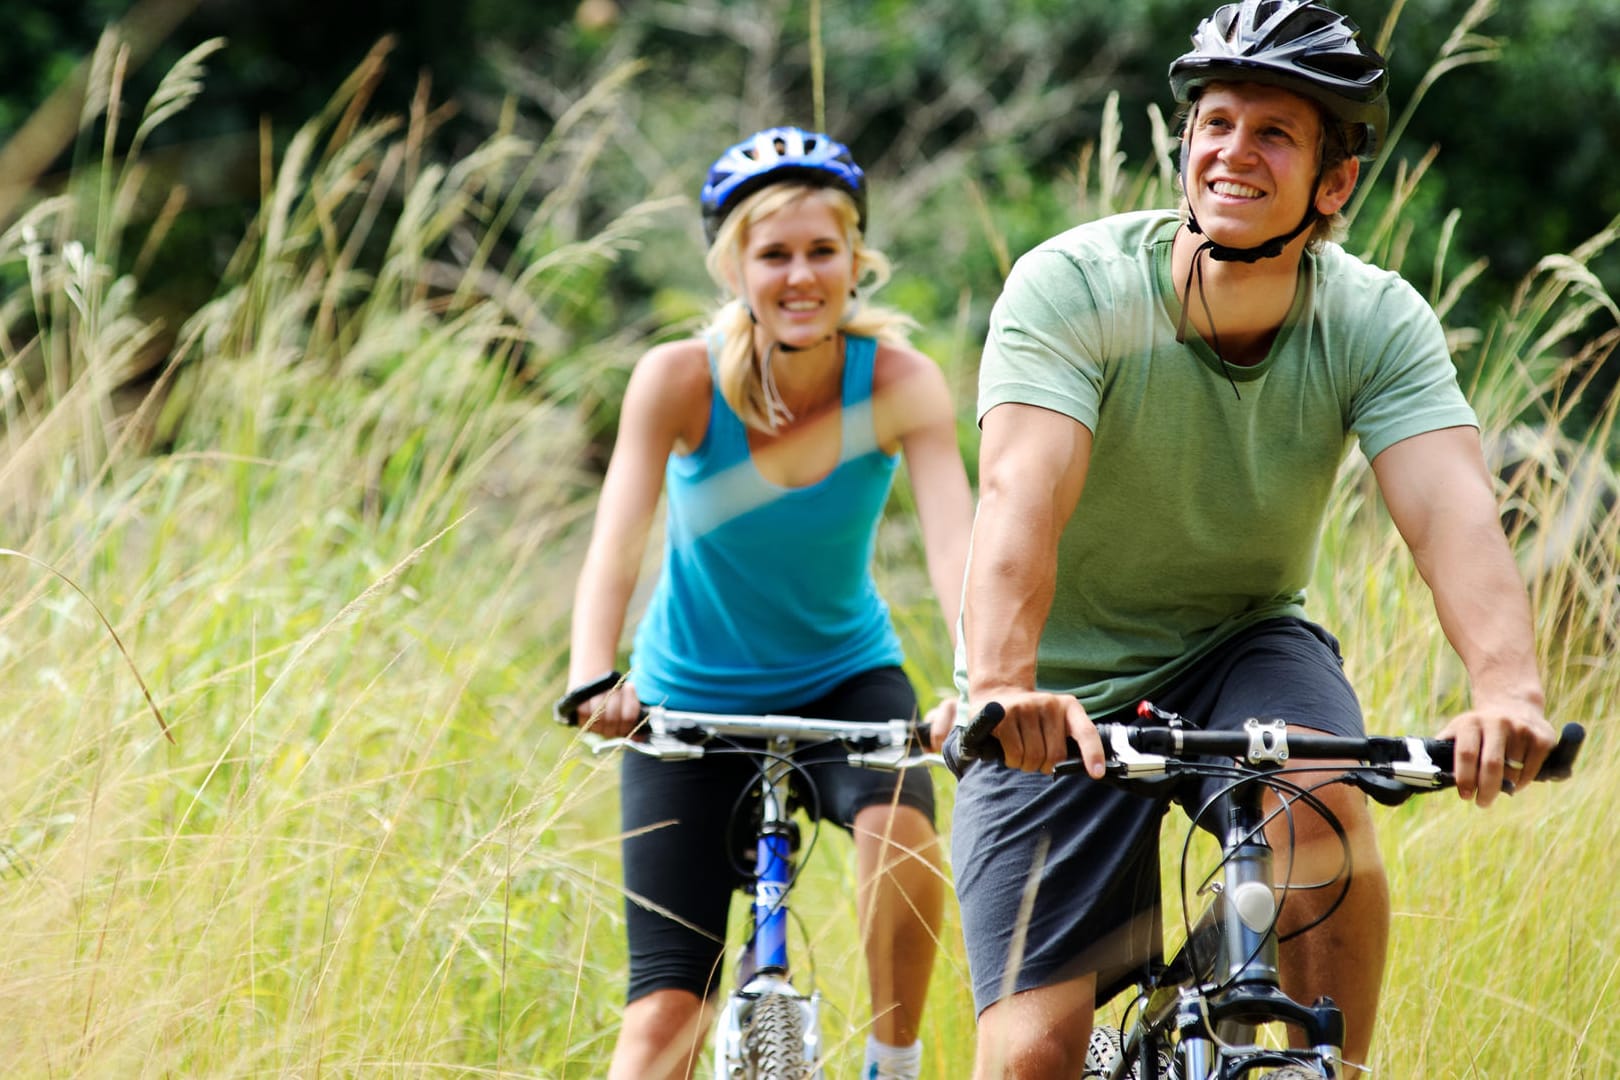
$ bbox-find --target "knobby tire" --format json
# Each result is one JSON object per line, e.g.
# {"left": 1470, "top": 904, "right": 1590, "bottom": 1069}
{"left": 745, "top": 991, "right": 809, "bottom": 1080}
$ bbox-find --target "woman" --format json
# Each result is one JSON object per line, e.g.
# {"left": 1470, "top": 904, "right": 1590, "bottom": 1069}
{"left": 563, "top": 126, "right": 972, "bottom": 1080}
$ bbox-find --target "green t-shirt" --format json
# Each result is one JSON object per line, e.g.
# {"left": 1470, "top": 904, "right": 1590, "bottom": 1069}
{"left": 963, "top": 210, "right": 1477, "bottom": 717}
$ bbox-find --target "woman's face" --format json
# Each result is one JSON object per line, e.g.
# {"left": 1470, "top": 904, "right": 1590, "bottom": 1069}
{"left": 739, "top": 194, "right": 856, "bottom": 351}
{"left": 1182, "top": 82, "right": 1356, "bottom": 251}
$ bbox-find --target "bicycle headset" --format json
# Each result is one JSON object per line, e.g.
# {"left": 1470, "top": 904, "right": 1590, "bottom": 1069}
{"left": 700, "top": 126, "right": 868, "bottom": 245}
{"left": 1168, "top": 0, "right": 1389, "bottom": 264}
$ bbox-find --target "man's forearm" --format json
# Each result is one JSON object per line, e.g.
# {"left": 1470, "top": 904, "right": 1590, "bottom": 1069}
{"left": 963, "top": 503, "right": 1060, "bottom": 700}
{"left": 1426, "top": 528, "right": 1544, "bottom": 705}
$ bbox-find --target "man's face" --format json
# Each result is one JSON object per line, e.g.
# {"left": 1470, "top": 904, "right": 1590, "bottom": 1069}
{"left": 1182, "top": 82, "right": 1355, "bottom": 251}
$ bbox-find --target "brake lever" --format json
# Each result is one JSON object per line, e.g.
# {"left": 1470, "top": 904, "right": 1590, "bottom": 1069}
{"left": 849, "top": 749, "right": 945, "bottom": 771}
{"left": 586, "top": 731, "right": 706, "bottom": 760}
{"left": 1054, "top": 722, "right": 1172, "bottom": 779}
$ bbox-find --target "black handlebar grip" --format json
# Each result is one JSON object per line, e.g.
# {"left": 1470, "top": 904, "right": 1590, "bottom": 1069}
{"left": 961, "top": 701, "right": 1006, "bottom": 758}
{"left": 1538, "top": 722, "right": 1586, "bottom": 781}
{"left": 553, "top": 671, "right": 624, "bottom": 726}
{"left": 942, "top": 702, "right": 1006, "bottom": 776}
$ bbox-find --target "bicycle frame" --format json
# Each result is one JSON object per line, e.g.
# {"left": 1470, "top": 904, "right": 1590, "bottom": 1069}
{"left": 1114, "top": 759, "right": 1346, "bottom": 1080}
{"left": 712, "top": 731, "right": 825, "bottom": 1079}
{"left": 947, "top": 705, "right": 1585, "bottom": 1080}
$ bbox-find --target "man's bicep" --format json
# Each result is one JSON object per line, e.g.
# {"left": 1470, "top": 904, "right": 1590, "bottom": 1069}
{"left": 1370, "top": 425, "right": 1495, "bottom": 554}
{"left": 979, "top": 402, "right": 1093, "bottom": 525}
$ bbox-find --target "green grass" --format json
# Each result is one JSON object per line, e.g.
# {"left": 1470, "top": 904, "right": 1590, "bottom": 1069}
{"left": 0, "top": 20, "right": 1616, "bottom": 1080}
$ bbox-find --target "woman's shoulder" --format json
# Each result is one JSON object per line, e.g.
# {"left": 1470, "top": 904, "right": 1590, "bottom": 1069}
{"left": 870, "top": 338, "right": 941, "bottom": 392}
{"left": 639, "top": 336, "right": 710, "bottom": 370}
{"left": 869, "top": 339, "right": 954, "bottom": 444}
{"left": 623, "top": 338, "right": 714, "bottom": 454}
{"left": 632, "top": 337, "right": 712, "bottom": 396}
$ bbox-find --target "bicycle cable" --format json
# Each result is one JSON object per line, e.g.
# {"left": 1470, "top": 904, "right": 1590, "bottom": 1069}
{"left": 711, "top": 742, "right": 823, "bottom": 902}
{"left": 1179, "top": 767, "right": 1352, "bottom": 998}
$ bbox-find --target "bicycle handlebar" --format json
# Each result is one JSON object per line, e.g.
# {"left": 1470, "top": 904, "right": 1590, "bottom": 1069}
{"left": 944, "top": 700, "right": 1585, "bottom": 803}
{"left": 555, "top": 670, "right": 939, "bottom": 769}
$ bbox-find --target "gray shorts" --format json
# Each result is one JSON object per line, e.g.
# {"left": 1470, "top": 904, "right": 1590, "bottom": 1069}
{"left": 950, "top": 617, "right": 1363, "bottom": 1015}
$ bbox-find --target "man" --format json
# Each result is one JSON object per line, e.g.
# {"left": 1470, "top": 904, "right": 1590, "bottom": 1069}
{"left": 948, "top": 2, "right": 1557, "bottom": 1076}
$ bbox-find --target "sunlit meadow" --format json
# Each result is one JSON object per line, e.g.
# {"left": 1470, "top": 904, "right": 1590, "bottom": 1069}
{"left": 0, "top": 16, "right": 1615, "bottom": 1079}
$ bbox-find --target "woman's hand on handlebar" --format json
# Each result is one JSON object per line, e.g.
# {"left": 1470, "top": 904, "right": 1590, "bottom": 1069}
{"left": 924, "top": 696, "right": 958, "bottom": 753}
{"left": 979, "top": 688, "right": 1106, "bottom": 777}
{"left": 564, "top": 674, "right": 644, "bottom": 739}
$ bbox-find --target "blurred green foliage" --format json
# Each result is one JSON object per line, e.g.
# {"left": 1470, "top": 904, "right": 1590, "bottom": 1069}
{"left": 3, "top": 0, "right": 1616, "bottom": 446}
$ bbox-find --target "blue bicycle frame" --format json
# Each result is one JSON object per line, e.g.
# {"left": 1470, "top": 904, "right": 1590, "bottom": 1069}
{"left": 752, "top": 763, "right": 795, "bottom": 976}
{"left": 712, "top": 731, "right": 825, "bottom": 1078}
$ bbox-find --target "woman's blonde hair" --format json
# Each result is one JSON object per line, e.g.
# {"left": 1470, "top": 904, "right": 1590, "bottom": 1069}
{"left": 704, "top": 183, "right": 916, "bottom": 433}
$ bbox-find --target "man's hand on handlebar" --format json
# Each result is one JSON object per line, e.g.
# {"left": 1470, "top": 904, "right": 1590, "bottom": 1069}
{"left": 974, "top": 688, "right": 1106, "bottom": 777}
{"left": 1439, "top": 692, "right": 1557, "bottom": 809}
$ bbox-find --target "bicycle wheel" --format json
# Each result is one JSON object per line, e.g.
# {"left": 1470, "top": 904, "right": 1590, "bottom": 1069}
{"left": 744, "top": 991, "right": 811, "bottom": 1079}
{"left": 1085, "top": 1024, "right": 1176, "bottom": 1079}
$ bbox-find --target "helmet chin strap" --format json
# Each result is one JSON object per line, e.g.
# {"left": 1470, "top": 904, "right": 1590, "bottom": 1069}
{"left": 745, "top": 284, "right": 857, "bottom": 427}
{"left": 774, "top": 336, "right": 834, "bottom": 353}
{"left": 1185, "top": 201, "right": 1319, "bottom": 263}
{"left": 755, "top": 330, "right": 843, "bottom": 430}
{"left": 1174, "top": 191, "right": 1320, "bottom": 373}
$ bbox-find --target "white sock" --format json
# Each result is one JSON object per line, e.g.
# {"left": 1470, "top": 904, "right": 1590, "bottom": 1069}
{"left": 863, "top": 1035, "right": 922, "bottom": 1080}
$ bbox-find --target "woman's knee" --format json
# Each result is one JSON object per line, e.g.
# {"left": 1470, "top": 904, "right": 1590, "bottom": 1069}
{"left": 853, "top": 803, "right": 939, "bottom": 854}
{"left": 623, "top": 987, "right": 710, "bottom": 1042}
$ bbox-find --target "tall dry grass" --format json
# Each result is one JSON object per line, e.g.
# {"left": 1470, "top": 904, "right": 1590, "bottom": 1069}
{"left": 0, "top": 8, "right": 1614, "bottom": 1080}
{"left": 0, "top": 33, "right": 678, "bottom": 1078}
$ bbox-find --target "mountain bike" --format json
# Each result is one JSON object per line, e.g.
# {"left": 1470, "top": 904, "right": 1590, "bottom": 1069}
{"left": 945, "top": 701, "right": 1585, "bottom": 1079}
{"left": 556, "top": 672, "right": 943, "bottom": 1080}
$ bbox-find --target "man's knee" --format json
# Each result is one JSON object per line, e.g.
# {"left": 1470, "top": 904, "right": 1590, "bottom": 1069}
{"left": 1269, "top": 769, "right": 1382, "bottom": 865}
{"left": 972, "top": 981, "right": 1094, "bottom": 1079}
{"left": 855, "top": 802, "right": 937, "bottom": 839}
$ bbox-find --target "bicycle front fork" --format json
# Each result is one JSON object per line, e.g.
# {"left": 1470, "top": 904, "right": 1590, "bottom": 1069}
{"left": 712, "top": 979, "right": 823, "bottom": 1080}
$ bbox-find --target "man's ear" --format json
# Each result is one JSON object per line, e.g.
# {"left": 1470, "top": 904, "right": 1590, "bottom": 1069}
{"left": 1315, "top": 156, "right": 1361, "bottom": 216}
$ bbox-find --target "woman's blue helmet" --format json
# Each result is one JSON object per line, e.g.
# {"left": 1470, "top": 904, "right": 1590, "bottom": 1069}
{"left": 700, "top": 126, "right": 867, "bottom": 244}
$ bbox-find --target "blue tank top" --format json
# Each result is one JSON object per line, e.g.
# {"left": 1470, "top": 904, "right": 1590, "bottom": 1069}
{"left": 630, "top": 335, "right": 905, "bottom": 712}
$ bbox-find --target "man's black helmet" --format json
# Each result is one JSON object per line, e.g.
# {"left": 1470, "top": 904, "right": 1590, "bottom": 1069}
{"left": 1169, "top": 0, "right": 1389, "bottom": 157}
{"left": 700, "top": 126, "right": 867, "bottom": 244}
